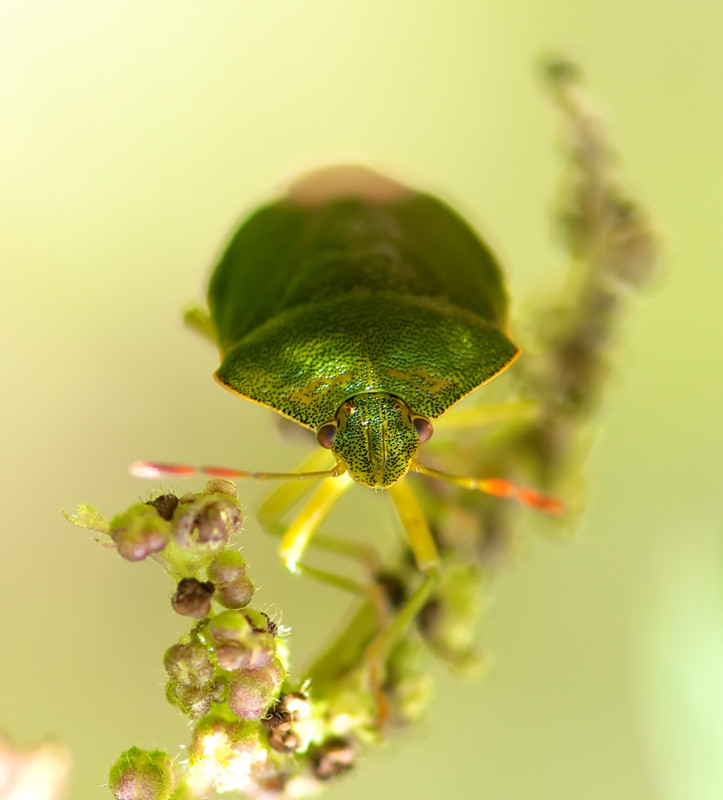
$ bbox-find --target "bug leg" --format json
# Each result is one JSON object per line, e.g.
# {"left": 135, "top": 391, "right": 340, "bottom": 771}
{"left": 432, "top": 399, "right": 539, "bottom": 433}
{"left": 256, "top": 450, "right": 385, "bottom": 578}
{"left": 183, "top": 304, "right": 217, "bottom": 345}
{"left": 258, "top": 454, "right": 399, "bottom": 619}
{"left": 275, "top": 473, "right": 355, "bottom": 573}
{"left": 271, "top": 473, "right": 395, "bottom": 609}
{"left": 364, "top": 479, "right": 440, "bottom": 725}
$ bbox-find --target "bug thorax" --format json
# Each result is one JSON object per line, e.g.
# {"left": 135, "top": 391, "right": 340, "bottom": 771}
{"left": 316, "top": 393, "right": 433, "bottom": 489}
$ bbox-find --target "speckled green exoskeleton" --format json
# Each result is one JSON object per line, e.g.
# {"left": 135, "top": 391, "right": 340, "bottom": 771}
{"left": 133, "top": 165, "right": 559, "bottom": 579}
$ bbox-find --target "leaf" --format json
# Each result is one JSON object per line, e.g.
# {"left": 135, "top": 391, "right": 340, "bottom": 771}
{"left": 61, "top": 504, "right": 109, "bottom": 534}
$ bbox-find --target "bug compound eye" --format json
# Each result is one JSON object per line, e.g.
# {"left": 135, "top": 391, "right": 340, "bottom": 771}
{"left": 316, "top": 423, "right": 338, "bottom": 449}
{"left": 413, "top": 416, "right": 434, "bottom": 443}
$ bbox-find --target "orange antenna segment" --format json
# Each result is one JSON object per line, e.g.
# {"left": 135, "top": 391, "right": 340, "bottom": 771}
{"left": 411, "top": 461, "right": 564, "bottom": 515}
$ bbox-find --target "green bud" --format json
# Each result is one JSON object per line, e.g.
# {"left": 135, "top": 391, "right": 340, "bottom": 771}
{"left": 163, "top": 642, "right": 214, "bottom": 687}
{"left": 208, "top": 551, "right": 255, "bottom": 608}
{"left": 109, "top": 505, "right": 170, "bottom": 562}
{"left": 228, "top": 659, "right": 285, "bottom": 720}
{"left": 108, "top": 747, "right": 175, "bottom": 800}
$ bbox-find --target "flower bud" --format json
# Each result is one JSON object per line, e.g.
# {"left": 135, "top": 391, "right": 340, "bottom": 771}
{"left": 165, "top": 681, "right": 212, "bottom": 719}
{"left": 204, "top": 478, "right": 238, "bottom": 497}
{"left": 267, "top": 725, "right": 301, "bottom": 754}
{"left": 145, "top": 494, "right": 179, "bottom": 522}
{"left": 262, "top": 693, "right": 311, "bottom": 754}
{"left": 172, "top": 494, "right": 242, "bottom": 553}
{"left": 277, "top": 692, "right": 312, "bottom": 722}
{"left": 207, "top": 551, "right": 255, "bottom": 608}
{"left": 208, "top": 610, "right": 276, "bottom": 671}
{"left": 310, "top": 737, "right": 355, "bottom": 781}
{"left": 108, "top": 747, "right": 175, "bottom": 800}
{"left": 163, "top": 642, "right": 214, "bottom": 687}
{"left": 171, "top": 578, "right": 215, "bottom": 619}
{"left": 228, "top": 659, "right": 285, "bottom": 721}
{"left": 188, "top": 716, "right": 266, "bottom": 793}
{"left": 109, "top": 505, "right": 170, "bottom": 562}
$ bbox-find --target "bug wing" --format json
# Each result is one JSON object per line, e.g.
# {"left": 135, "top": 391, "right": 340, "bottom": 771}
{"left": 208, "top": 179, "right": 510, "bottom": 355}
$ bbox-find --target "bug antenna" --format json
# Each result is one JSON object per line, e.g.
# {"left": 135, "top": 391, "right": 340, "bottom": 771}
{"left": 128, "top": 460, "right": 345, "bottom": 482}
{"left": 129, "top": 461, "right": 200, "bottom": 479}
{"left": 411, "top": 461, "right": 564, "bottom": 515}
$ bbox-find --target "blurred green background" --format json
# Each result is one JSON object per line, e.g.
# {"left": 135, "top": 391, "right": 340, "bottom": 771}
{"left": 2, "top": 1, "right": 722, "bottom": 798}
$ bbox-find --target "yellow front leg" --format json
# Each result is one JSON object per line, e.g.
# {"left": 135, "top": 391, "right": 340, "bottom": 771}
{"left": 433, "top": 398, "right": 539, "bottom": 433}
{"left": 278, "top": 472, "right": 355, "bottom": 572}
{"left": 258, "top": 450, "right": 384, "bottom": 578}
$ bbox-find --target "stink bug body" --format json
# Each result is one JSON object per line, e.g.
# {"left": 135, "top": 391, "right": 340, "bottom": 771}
{"left": 133, "top": 165, "right": 560, "bottom": 573}
{"left": 211, "top": 166, "right": 518, "bottom": 487}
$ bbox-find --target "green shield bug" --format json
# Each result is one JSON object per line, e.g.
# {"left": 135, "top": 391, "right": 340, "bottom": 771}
{"left": 132, "top": 165, "right": 561, "bottom": 578}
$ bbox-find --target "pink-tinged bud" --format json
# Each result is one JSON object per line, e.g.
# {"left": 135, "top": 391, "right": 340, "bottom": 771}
{"left": 163, "top": 642, "right": 214, "bottom": 687}
{"left": 171, "top": 578, "right": 215, "bottom": 619}
{"left": 217, "top": 575, "right": 255, "bottom": 609}
{"left": 208, "top": 551, "right": 255, "bottom": 609}
{"left": 267, "top": 726, "right": 301, "bottom": 754}
{"left": 109, "top": 505, "right": 170, "bottom": 562}
{"left": 108, "top": 747, "right": 175, "bottom": 800}
{"left": 165, "top": 681, "right": 212, "bottom": 720}
{"left": 310, "top": 737, "right": 355, "bottom": 781}
{"left": 208, "top": 610, "right": 277, "bottom": 671}
{"left": 228, "top": 659, "right": 285, "bottom": 721}
{"left": 173, "top": 494, "right": 242, "bottom": 552}
{"left": 214, "top": 641, "right": 273, "bottom": 671}
{"left": 262, "top": 693, "right": 310, "bottom": 754}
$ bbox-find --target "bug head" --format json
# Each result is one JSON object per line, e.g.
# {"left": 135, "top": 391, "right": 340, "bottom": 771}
{"left": 316, "top": 393, "right": 433, "bottom": 489}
